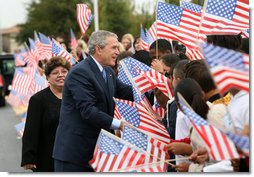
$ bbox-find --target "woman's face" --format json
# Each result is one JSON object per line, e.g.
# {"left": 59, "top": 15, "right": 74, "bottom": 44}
{"left": 121, "top": 38, "right": 131, "bottom": 51}
{"left": 47, "top": 66, "right": 68, "bottom": 88}
{"left": 134, "top": 38, "right": 143, "bottom": 51}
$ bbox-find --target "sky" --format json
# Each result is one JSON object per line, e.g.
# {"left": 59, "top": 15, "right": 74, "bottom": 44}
{"left": 0, "top": 0, "right": 32, "bottom": 28}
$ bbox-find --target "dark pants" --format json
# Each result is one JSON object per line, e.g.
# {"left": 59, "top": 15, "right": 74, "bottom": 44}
{"left": 54, "top": 159, "right": 94, "bottom": 172}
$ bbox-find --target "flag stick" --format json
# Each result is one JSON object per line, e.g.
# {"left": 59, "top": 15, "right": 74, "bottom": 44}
{"left": 155, "top": 0, "right": 159, "bottom": 60}
{"left": 110, "top": 160, "right": 174, "bottom": 172}
{"left": 110, "top": 122, "right": 171, "bottom": 167}
{"left": 196, "top": 0, "right": 208, "bottom": 43}
{"left": 119, "top": 60, "right": 161, "bottom": 120}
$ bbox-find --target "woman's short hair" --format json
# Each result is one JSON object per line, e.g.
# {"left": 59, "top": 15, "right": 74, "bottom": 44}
{"left": 121, "top": 33, "right": 134, "bottom": 43}
{"left": 44, "top": 57, "right": 71, "bottom": 76}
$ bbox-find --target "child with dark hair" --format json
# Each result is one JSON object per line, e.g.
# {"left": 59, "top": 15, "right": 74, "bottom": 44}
{"left": 171, "top": 78, "right": 229, "bottom": 172}
{"left": 149, "top": 39, "right": 173, "bottom": 60}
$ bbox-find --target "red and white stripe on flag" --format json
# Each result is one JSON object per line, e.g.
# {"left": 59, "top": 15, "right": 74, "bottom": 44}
{"left": 11, "top": 69, "right": 34, "bottom": 95}
{"left": 211, "top": 66, "right": 249, "bottom": 94}
{"left": 77, "top": 4, "right": 92, "bottom": 36}
{"left": 193, "top": 123, "right": 240, "bottom": 161}
{"left": 134, "top": 69, "right": 173, "bottom": 99}
{"left": 114, "top": 98, "right": 170, "bottom": 144}
{"left": 89, "top": 130, "right": 146, "bottom": 172}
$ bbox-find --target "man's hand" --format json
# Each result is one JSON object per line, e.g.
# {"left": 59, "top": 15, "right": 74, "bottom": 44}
{"left": 119, "top": 121, "right": 134, "bottom": 131}
{"left": 189, "top": 147, "right": 209, "bottom": 164}
{"left": 173, "top": 162, "right": 190, "bottom": 172}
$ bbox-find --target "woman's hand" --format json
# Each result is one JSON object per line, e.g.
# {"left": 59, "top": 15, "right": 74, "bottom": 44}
{"left": 23, "top": 164, "right": 37, "bottom": 170}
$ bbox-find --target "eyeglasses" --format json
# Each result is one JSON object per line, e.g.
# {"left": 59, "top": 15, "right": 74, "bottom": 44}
{"left": 50, "top": 70, "right": 68, "bottom": 76}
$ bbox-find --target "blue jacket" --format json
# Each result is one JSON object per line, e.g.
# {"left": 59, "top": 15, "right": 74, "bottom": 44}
{"left": 53, "top": 56, "right": 133, "bottom": 166}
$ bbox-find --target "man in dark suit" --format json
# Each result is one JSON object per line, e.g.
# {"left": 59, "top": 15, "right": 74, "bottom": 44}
{"left": 53, "top": 30, "right": 133, "bottom": 172}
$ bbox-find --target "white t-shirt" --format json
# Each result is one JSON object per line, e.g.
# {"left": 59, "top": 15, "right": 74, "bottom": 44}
{"left": 224, "top": 91, "right": 249, "bottom": 133}
{"left": 175, "top": 109, "right": 192, "bottom": 140}
{"left": 174, "top": 108, "right": 192, "bottom": 165}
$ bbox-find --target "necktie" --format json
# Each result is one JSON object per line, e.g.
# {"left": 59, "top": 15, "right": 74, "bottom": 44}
{"left": 102, "top": 69, "right": 107, "bottom": 83}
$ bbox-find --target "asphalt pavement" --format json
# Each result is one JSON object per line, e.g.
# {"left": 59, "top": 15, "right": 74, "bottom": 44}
{"left": 0, "top": 104, "right": 27, "bottom": 173}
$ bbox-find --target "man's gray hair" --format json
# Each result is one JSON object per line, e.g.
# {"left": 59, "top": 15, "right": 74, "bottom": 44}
{"left": 88, "top": 30, "right": 118, "bottom": 55}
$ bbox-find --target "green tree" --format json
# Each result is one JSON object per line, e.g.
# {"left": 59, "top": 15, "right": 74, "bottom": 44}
{"left": 99, "top": 0, "right": 134, "bottom": 39}
{"left": 192, "top": 0, "right": 205, "bottom": 6}
{"left": 164, "top": 0, "right": 180, "bottom": 6}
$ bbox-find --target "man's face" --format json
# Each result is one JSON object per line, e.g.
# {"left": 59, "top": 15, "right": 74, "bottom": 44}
{"left": 98, "top": 36, "right": 120, "bottom": 67}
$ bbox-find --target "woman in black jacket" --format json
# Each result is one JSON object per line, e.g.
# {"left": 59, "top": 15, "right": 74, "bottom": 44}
{"left": 21, "top": 57, "right": 71, "bottom": 172}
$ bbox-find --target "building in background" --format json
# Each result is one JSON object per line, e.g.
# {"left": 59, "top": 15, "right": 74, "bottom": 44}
{"left": 0, "top": 25, "right": 22, "bottom": 54}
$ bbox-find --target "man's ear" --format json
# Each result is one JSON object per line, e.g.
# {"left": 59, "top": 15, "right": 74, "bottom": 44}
{"left": 95, "top": 45, "right": 102, "bottom": 55}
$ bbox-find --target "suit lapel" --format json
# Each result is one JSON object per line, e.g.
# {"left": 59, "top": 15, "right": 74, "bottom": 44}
{"left": 87, "top": 56, "right": 111, "bottom": 102}
{"left": 106, "top": 69, "right": 114, "bottom": 100}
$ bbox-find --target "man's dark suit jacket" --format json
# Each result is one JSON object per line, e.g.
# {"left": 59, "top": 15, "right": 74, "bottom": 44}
{"left": 52, "top": 56, "right": 133, "bottom": 167}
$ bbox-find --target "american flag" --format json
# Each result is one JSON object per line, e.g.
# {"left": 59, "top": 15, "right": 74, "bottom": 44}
{"left": 200, "top": 0, "right": 249, "bottom": 36}
{"left": 180, "top": 0, "right": 202, "bottom": 13}
{"left": 34, "top": 31, "right": 41, "bottom": 58}
{"left": 152, "top": 101, "right": 166, "bottom": 119}
{"left": 201, "top": 42, "right": 249, "bottom": 93}
{"left": 122, "top": 125, "right": 168, "bottom": 172}
{"left": 135, "top": 69, "right": 173, "bottom": 99}
{"left": 114, "top": 98, "right": 170, "bottom": 144}
{"left": 11, "top": 67, "right": 34, "bottom": 95}
{"left": 140, "top": 25, "right": 149, "bottom": 51}
{"left": 29, "top": 71, "right": 48, "bottom": 94}
{"left": 140, "top": 25, "right": 154, "bottom": 51}
{"left": 178, "top": 93, "right": 239, "bottom": 161}
{"left": 117, "top": 63, "right": 143, "bottom": 104}
{"left": 14, "top": 52, "right": 26, "bottom": 67}
{"left": 156, "top": 2, "right": 202, "bottom": 50}
{"left": 23, "top": 38, "right": 38, "bottom": 67}
{"left": 38, "top": 32, "right": 52, "bottom": 60}
{"left": 70, "top": 28, "right": 78, "bottom": 49}
{"left": 118, "top": 57, "right": 169, "bottom": 119}
{"left": 147, "top": 21, "right": 203, "bottom": 60}
{"left": 225, "top": 132, "right": 249, "bottom": 155}
{"left": 145, "top": 29, "right": 155, "bottom": 44}
{"left": 89, "top": 130, "right": 145, "bottom": 172}
{"left": 185, "top": 47, "right": 204, "bottom": 60}
{"left": 52, "top": 39, "right": 77, "bottom": 65}
{"left": 147, "top": 21, "right": 157, "bottom": 41}
{"left": 76, "top": 4, "right": 93, "bottom": 36}
{"left": 120, "top": 57, "right": 173, "bottom": 99}
{"left": 31, "top": 36, "right": 40, "bottom": 63}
